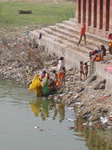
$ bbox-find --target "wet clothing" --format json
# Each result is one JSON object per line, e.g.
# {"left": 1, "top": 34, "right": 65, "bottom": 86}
{"left": 42, "top": 79, "right": 49, "bottom": 94}
{"left": 35, "top": 86, "right": 42, "bottom": 96}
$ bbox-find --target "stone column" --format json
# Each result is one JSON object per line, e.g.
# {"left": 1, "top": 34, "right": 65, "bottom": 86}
{"left": 85, "top": 0, "right": 89, "bottom": 26}
{"left": 86, "top": 0, "right": 92, "bottom": 32}
{"left": 78, "top": 0, "right": 81, "bottom": 23}
{"left": 90, "top": 0, "right": 98, "bottom": 34}
{"left": 97, "top": 0, "right": 101, "bottom": 30}
{"left": 102, "top": 0, "right": 108, "bottom": 36}
{"left": 96, "top": 0, "right": 103, "bottom": 36}
{"left": 109, "top": 0, "right": 112, "bottom": 32}
{"left": 83, "top": 0, "right": 87, "bottom": 24}
{"left": 75, "top": 0, "right": 78, "bottom": 24}
{"left": 81, "top": 0, "right": 84, "bottom": 24}
{"left": 75, "top": 0, "right": 82, "bottom": 30}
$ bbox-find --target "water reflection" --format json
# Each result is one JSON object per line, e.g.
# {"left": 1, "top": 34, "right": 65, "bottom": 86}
{"left": 29, "top": 97, "right": 65, "bottom": 122}
{"left": 74, "top": 116, "right": 112, "bottom": 150}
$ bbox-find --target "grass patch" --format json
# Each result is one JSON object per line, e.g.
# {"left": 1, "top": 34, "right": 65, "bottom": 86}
{"left": 0, "top": 1, "right": 75, "bottom": 30}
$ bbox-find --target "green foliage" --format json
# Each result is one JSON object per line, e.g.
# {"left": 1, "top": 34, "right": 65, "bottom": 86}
{"left": 0, "top": 1, "right": 75, "bottom": 29}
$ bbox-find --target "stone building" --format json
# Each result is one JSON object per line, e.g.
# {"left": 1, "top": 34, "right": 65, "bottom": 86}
{"left": 75, "top": 0, "right": 112, "bottom": 37}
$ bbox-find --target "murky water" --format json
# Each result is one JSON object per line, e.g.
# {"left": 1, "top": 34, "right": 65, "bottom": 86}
{"left": 0, "top": 79, "right": 112, "bottom": 150}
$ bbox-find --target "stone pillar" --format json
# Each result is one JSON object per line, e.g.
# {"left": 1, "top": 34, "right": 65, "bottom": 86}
{"left": 83, "top": 0, "right": 87, "bottom": 24}
{"left": 96, "top": 0, "right": 103, "bottom": 36}
{"left": 88, "top": 0, "right": 92, "bottom": 26}
{"left": 75, "top": 0, "right": 78, "bottom": 24}
{"left": 85, "top": 0, "right": 89, "bottom": 26}
{"left": 86, "top": 0, "right": 92, "bottom": 32}
{"left": 97, "top": 0, "right": 101, "bottom": 30}
{"left": 75, "top": 0, "right": 82, "bottom": 30}
{"left": 110, "top": 0, "right": 112, "bottom": 31}
{"left": 102, "top": 0, "right": 108, "bottom": 36}
{"left": 88, "top": 0, "right": 94, "bottom": 33}
{"left": 80, "top": 0, "right": 83, "bottom": 24}
{"left": 78, "top": 0, "right": 81, "bottom": 23}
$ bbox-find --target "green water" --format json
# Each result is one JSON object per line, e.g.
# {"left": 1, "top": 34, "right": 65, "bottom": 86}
{"left": 0, "top": 79, "right": 112, "bottom": 150}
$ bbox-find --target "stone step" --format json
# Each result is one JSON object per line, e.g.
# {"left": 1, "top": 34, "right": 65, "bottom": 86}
{"left": 56, "top": 21, "right": 108, "bottom": 45}
{"left": 48, "top": 26, "right": 98, "bottom": 47}
{"left": 30, "top": 18, "right": 109, "bottom": 56}
{"left": 69, "top": 18, "right": 76, "bottom": 23}
{"left": 30, "top": 29, "right": 108, "bottom": 62}
{"left": 33, "top": 18, "right": 108, "bottom": 48}
{"left": 86, "top": 32, "right": 108, "bottom": 45}
{"left": 62, "top": 20, "right": 76, "bottom": 28}
{"left": 41, "top": 27, "right": 102, "bottom": 52}
{"left": 50, "top": 25, "right": 105, "bottom": 49}
{"left": 43, "top": 27, "right": 72, "bottom": 41}
{"left": 49, "top": 25, "right": 77, "bottom": 37}
{"left": 42, "top": 35, "right": 89, "bottom": 58}
{"left": 37, "top": 29, "right": 94, "bottom": 56}
{"left": 56, "top": 22, "right": 77, "bottom": 33}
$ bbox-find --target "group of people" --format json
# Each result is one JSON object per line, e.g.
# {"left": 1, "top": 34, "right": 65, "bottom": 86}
{"left": 29, "top": 23, "right": 112, "bottom": 94}
{"left": 77, "top": 23, "right": 112, "bottom": 56}
{"left": 77, "top": 23, "right": 112, "bottom": 81}
{"left": 89, "top": 45, "right": 106, "bottom": 62}
{"left": 79, "top": 44, "right": 107, "bottom": 81}
{"left": 29, "top": 57, "right": 66, "bottom": 96}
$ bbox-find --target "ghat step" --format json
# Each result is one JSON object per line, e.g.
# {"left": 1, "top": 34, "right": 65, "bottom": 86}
{"left": 29, "top": 18, "right": 112, "bottom": 90}
{"left": 31, "top": 18, "right": 108, "bottom": 56}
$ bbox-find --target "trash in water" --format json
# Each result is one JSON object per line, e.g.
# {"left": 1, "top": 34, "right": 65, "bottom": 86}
{"left": 68, "top": 107, "right": 74, "bottom": 111}
{"left": 67, "top": 118, "right": 74, "bottom": 122}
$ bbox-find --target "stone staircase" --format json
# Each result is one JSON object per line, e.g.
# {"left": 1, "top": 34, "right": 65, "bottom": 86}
{"left": 29, "top": 18, "right": 112, "bottom": 90}
{"left": 30, "top": 18, "right": 109, "bottom": 57}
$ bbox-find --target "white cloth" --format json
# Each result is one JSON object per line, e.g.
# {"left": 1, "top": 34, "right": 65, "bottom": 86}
{"left": 57, "top": 60, "right": 65, "bottom": 72}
